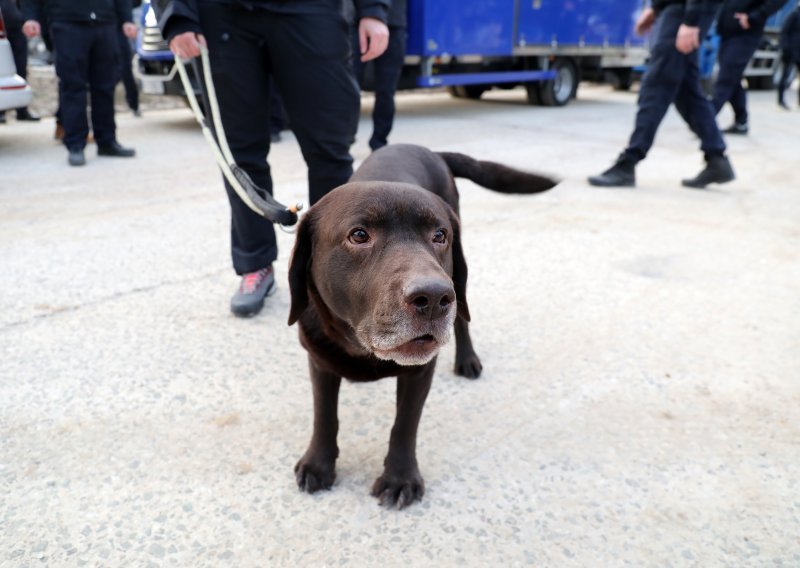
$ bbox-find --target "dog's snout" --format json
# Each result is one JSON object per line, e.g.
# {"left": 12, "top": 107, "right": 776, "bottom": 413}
{"left": 404, "top": 279, "right": 455, "bottom": 318}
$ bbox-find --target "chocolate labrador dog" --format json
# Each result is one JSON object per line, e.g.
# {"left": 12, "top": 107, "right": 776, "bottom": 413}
{"left": 288, "top": 144, "right": 557, "bottom": 508}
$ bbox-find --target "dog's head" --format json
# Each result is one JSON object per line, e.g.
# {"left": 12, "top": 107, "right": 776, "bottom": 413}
{"left": 288, "top": 181, "right": 470, "bottom": 366}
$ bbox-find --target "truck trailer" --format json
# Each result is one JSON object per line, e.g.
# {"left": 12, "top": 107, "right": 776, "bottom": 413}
{"left": 135, "top": 0, "right": 649, "bottom": 107}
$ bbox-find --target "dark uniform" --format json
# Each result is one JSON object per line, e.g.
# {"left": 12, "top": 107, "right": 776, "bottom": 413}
{"left": 589, "top": 0, "right": 735, "bottom": 189}
{"left": 0, "top": 0, "right": 38, "bottom": 120}
{"left": 153, "top": 0, "right": 389, "bottom": 280}
{"left": 713, "top": 0, "right": 786, "bottom": 131}
{"left": 21, "top": 0, "right": 134, "bottom": 153}
{"left": 778, "top": 4, "right": 800, "bottom": 107}
{"left": 353, "top": 0, "right": 407, "bottom": 150}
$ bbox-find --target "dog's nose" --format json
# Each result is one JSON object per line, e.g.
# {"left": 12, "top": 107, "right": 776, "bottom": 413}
{"left": 404, "top": 279, "right": 455, "bottom": 318}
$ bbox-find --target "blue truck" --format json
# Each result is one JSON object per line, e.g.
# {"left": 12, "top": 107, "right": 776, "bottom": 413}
{"left": 135, "top": 0, "right": 649, "bottom": 107}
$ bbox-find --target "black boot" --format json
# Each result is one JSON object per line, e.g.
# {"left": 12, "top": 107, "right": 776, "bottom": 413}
{"left": 97, "top": 141, "right": 136, "bottom": 157}
{"left": 723, "top": 121, "right": 748, "bottom": 135}
{"left": 681, "top": 155, "right": 735, "bottom": 189}
{"left": 16, "top": 108, "right": 40, "bottom": 121}
{"left": 588, "top": 153, "right": 636, "bottom": 187}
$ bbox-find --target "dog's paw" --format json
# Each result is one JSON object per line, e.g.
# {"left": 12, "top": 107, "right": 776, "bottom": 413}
{"left": 294, "top": 455, "right": 336, "bottom": 493}
{"left": 370, "top": 469, "right": 425, "bottom": 509}
{"left": 455, "top": 352, "right": 482, "bottom": 379}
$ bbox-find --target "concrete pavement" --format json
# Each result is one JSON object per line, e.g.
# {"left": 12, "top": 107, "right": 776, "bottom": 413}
{"left": 1, "top": 86, "right": 799, "bottom": 567}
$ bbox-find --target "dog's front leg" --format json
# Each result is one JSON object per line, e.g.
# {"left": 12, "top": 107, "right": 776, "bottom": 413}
{"left": 371, "top": 363, "right": 434, "bottom": 509}
{"left": 454, "top": 315, "right": 482, "bottom": 379}
{"left": 295, "top": 357, "right": 341, "bottom": 493}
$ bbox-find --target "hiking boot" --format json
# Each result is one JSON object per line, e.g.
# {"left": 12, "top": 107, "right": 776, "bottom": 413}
{"left": 588, "top": 154, "right": 636, "bottom": 187}
{"left": 98, "top": 141, "right": 136, "bottom": 157}
{"left": 681, "top": 155, "right": 735, "bottom": 189}
{"left": 68, "top": 147, "right": 86, "bottom": 167}
{"left": 230, "top": 266, "right": 276, "bottom": 317}
{"left": 723, "top": 121, "right": 748, "bottom": 135}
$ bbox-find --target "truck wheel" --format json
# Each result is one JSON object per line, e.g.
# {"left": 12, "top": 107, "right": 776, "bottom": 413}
{"left": 605, "top": 69, "right": 633, "bottom": 91}
{"left": 525, "top": 82, "right": 542, "bottom": 105}
{"left": 538, "top": 59, "right": 578, "bottom": 106}
{"left": 447, "top": 87, "right": 464, "bottom": 99}
{"left": 449, "top": 85, "right": 488, "bottom": 100}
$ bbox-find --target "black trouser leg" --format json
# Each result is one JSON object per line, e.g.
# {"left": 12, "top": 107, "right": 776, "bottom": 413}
{"left": 712, "top": 33, "right": 760, "bottom": 124}
{"left": 269, "top": 13, "right": 359, "bottom": 205}
{"left": 369, "top": 26, "right": 406, "bottom": 150}
{"left": 199, "top": 4, "right": 277, "bottom": 275}
{"left": 117, "top": 31, "right": 139, "bottom": 111}
{"left": 51, "top": 22, "right": 92, "bottom": 150}
{"left": 88, "top": 24, "right": 120, "bottom": 146}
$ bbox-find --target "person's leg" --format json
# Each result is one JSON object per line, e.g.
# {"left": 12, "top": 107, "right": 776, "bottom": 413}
{"left": 6, "top": 24, "right": 38, "bottom": 119}
{"left": 117, "top": 30, "right": 139, "bottom": 113}
{"left": 88, "top": 23, "right": 122, "bottom": 148}
{"left": 711, "top": 33, "right": 760, "bottom": 129}
{"left": 270, "top": 12, "right": 359, "bottom": 205}
{"left": 199, "top": 3, "right": 278, "bottom": 279}
{"left": 677, "top": 30, "right": 734, "bottom": 188}
{"left": 777, "top": 51, "right": 792, "bottom": 107}
{"left": 369, "top": 26, "right": 406, "bottom": 151}
{"left": 623, "top": 5, "right": 687, "bottom": 164}
{"left": 589, "top": 5, "right": 685, "bottom": 187}
{"left": 51, "top": 22, "right": 91, "bottom": 153}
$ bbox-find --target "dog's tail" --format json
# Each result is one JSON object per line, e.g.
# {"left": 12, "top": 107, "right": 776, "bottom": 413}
{"left": 438, "top": 152, "right": 559, "bottom": 194}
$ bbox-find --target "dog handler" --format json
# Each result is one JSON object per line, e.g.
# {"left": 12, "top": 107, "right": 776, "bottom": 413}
{"left": 152, "top": 0, "right": 390, "bottom": 316}
{"left": 589, "top": 0, "right": 736, "bottom": 189}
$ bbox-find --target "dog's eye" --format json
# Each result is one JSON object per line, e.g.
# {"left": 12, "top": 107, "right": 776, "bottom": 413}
{"left": 349, "top": 228, "right": 370, "bottom": 244}
{"left": 433, "top": 229, "right": 447, "bottom": 244}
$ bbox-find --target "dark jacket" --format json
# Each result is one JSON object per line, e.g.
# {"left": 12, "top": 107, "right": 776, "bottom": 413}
{"left": 652, "top": 0, "right": 723, "bottom": 26}
{"left": 1, "top": 0, "right": 24, "bottom": 27}
{"left": 153, "top": 0, "right": 389, "bottom": 42}
{"left": 20, "top": 0, "right": 133, "bottom": 25}
{"left": 781, "top": 7, "right": 800, "bottom": 60}
{"left": 717, "top": 0, "right": 786, "bottom": 37}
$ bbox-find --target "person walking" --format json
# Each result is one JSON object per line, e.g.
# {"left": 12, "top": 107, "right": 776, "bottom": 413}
{"left": 353, "top": 0, "right": 407, "bottom": 151}
{"left": 712, "top": 0, "right": 786, "bottom": 134}
{"left": 588, "top": 0, "right": 735, "bottom": 189}
{"left": 21, "top": 0, "right": 138, "bottom": 166}
{"left": 0, "top": 0, "right": 40, "bottom": 123}
{"left": 153, "top": 0, "right": 390, "bottom": 317}
{"left": 778, "top": 2, "right": 800, "bottom": 108}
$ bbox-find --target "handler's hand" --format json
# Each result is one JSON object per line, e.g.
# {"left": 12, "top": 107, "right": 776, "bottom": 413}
{"left": 22, "top": 20, "right": 41, "bottom": 38}
{"left": 675, "top": 24, "right": 700, "bottom": 54}
{"left": 122, "top": 22, "right": 137, "bottom": 40}
{"left": 635, "top": 8, "right": 656, "bottom": 36}
{"left": 734, "top": 12, "right": 751, "bottom": 30}
{"left": 358, "top": 17, "right": 389, "bottom": 62}
{"left": 169, "top": 31, "right": 207, "bottom": 59}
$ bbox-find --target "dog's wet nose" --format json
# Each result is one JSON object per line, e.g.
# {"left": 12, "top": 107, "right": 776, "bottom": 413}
{"left": 404, "top": 279, "right": 455, "bottom": 318}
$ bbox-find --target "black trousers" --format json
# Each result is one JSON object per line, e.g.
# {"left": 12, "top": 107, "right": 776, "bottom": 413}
{"left": 199, "top": 4, "right": 359, "bottom": 274}
{"left": 6, "top": 23, "right": 30, "bottom": 112}
{"left": 778, "top": 50, "right": 800, "bottom": 104}
{"left": 51, "top": 21, "right": 120, "bottom": 149}
{"left": 354, "top": 25, "right": 407, "bottom": 150}
{"left": 712, "top": 32, "right": 762, "bottom": 124}
{"left": 624, "top": 4, "right": 725, "bottom": 163}
{"left": 117, "top": 30, "right": 139, "bottom": 112}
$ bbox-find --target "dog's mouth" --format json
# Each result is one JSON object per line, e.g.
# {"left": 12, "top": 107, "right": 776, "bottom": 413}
{"left": 373, "top": 333, "right": 440, "bottom": 365}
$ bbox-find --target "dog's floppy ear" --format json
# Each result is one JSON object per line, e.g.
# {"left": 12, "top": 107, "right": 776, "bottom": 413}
{"left": 287, "top": 212, "right": 314, "bottom": 325}
{"left": 448, "top": 209, "right": 471, "bottom": 322}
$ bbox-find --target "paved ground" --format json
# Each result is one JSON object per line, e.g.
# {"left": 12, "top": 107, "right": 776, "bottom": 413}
{"left": 1, "top": 85, "right": 799, "bottom": 567}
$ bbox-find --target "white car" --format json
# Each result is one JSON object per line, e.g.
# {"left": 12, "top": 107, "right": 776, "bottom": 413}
{"left": 0, "top": 10, "right": 33, "bottom": 112}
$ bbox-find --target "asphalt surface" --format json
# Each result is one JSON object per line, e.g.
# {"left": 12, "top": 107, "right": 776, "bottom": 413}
{"left": 1, "top": 85, "right": 799, "bottom": 567}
